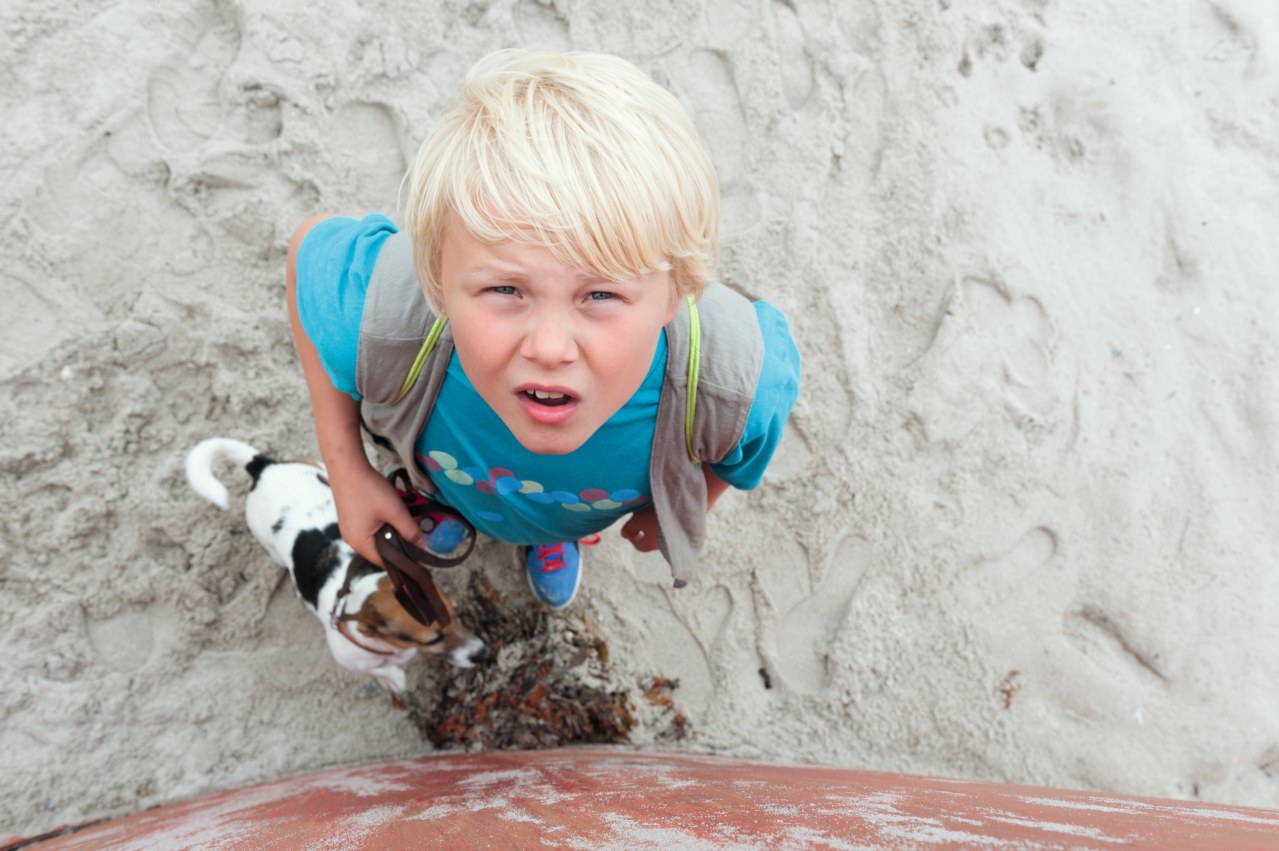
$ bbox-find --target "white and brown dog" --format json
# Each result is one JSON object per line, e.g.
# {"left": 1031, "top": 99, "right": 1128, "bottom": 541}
{"left": 185, "top": 437, "right": 485, "bottom": 694}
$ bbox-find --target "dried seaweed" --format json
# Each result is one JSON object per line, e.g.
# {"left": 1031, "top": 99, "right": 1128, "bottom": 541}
{"left": 407, "top": 571, "right": 684, "bottom": 750}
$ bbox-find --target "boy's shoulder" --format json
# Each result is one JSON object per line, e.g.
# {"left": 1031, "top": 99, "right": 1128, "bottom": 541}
{"left": 674, "top": 283, "right": 765, "bottom": 394}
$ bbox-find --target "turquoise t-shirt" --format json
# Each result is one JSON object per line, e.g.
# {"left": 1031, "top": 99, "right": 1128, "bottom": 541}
{"left": 296, "top": 214, "right": 801, "bottom": 546}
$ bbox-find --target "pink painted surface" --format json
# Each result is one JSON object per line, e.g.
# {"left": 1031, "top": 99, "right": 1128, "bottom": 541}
{"left": 23, "top": 748, "right": 1279, "bottom": 849}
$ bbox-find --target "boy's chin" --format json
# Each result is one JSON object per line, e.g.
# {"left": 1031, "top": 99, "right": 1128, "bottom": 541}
{"left": 505, "top": 421, "right": 592, "bottom": 456}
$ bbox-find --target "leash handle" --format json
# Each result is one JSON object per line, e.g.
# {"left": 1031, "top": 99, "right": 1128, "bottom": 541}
{"left": 375, "top": 469, "right": 476, "bottom": 628}
{"left": 374, "top": 524, "right": 457, "bottom": 629}
{"left": 336, "top": 468, "right": 476, "bottom": 629}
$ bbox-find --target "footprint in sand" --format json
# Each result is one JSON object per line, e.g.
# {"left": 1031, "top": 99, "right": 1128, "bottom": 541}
{"left": 720, "top": 181, "right": 763, "bottom": 237}
{"left": 145, "top": 9, "right": 291, "bottom": 150}
{"left": 670, "top": 49, "right": 749, "bottom": 182}
{"left": 1020, "top": 37, "right": 1045, "bottom": 72}
{"left": 1017, "top": 86, "right": 1120, "bottom": 168}
{"left": 146, "top": 2, "right": 244, "bottom": 151}
{"left": 84, "top": 602, "right": 181, "bottom": 673}
{"left": 323, "top": 101, "right": 407, "bottom": 210}
{"left": 957, "top": 20, "right": 1045, "bottom": 78}
{"left": 424, "top": 50, "right": 470, "bottom": 103}
{"left": 841, "top": 67, "right": 887, "bottom": 189}
{"left": 636, "top": 585, "right": 733, "bottom": 712}
{"left": 1195, "top": 0, "right": 1260, "bottom": 66}
{"left": 144, "top": 1, "right": 299, "bottom": 227}
{"left": 984, "top": 125, "right": 1011, "bottom": 150}
{"left": 770, "top": 534, "right": 872, "bottom": 694}
{"left": 168, "top": 99, "right": 396, "bottom": 223}
{"left": 959, "top": 526, "right": 1058, "bottom": 609}
{"left": 947, "top": 275, "right": 1051, "bottom": 390}
{"left": 909, "top": 273, "right": 1075, "bottom": 450}
{"left": 771, "top": 0, "right": 814, "bottom": 109}
{"left": 513, "top": 0, "right": 571, "bottom": 51}
{"left": 1065, "top": 604, "right": 1169, "bottom": 685}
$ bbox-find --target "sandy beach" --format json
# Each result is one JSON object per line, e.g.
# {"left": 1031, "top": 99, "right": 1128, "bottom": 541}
{"left": 3, "top": 0, "right": 1278, "bottom": 837}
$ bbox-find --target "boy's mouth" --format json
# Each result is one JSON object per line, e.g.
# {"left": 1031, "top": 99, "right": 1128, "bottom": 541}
{"left": 522, "top": 389, "right": 574, "bottom": 407}
{"left": 515, "top": 385, "right": 581, "bottom": 426}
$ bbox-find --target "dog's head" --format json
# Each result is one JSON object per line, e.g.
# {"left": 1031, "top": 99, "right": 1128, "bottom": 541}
{"left": 353, "top": 576, "right": 487, "bottom": 668}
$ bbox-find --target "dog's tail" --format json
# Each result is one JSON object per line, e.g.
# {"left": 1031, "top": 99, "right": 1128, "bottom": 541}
{"left": 185, "top": 437, "right": 274, "bottom": 510}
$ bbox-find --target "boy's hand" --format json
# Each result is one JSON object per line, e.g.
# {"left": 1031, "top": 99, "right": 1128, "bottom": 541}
{"left": 329, "top": 463, "right": 424, "bottom": 567}
{"left": 621, "top": 506, "right": 661, "bottom": 552}
{"left": 621, "top": 467, "right": 731, "bottom": 554}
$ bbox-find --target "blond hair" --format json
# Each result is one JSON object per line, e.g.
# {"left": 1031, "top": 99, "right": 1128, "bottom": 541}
{"left": 404, "top": 49, "right": 720, "bottom": 313}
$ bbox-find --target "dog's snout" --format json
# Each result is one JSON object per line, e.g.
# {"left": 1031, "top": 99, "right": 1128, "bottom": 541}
{"left": 450, "top": 636, "right": 488, "bottom": 668}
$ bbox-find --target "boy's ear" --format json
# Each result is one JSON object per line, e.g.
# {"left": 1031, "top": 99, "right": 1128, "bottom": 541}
{"left": 662, "top": 275, "right": 683, "bottom": 325}
{"left": 667, "top": 281, "right": 695, "bottom": 324}
{"left": 663, "top": 296, "right": 681, "bottom": 326}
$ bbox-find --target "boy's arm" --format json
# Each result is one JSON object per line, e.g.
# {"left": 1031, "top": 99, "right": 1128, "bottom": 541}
{"left": 286, "top": 215, "right": 422, "bottom": 565}
{"left": 620, "top": 465, "right": 728, "bottom": 553}
{"left": 703, "top": 465, "right": 731, "bottom": 510}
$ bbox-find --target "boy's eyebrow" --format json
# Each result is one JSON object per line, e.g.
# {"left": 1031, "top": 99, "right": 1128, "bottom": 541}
{"left": 462, "top": 264, "right": 615, "bottom": 284}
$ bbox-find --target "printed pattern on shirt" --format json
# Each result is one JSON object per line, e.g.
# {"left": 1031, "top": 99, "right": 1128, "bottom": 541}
{"left": 418, "top": 449, "right": 650, "bottom": 524}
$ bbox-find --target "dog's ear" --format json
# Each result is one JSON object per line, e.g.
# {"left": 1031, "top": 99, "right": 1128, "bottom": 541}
{"left": 357, "top": 578, "right": 443, "bottom": 649}
{"left": 355, "top": 596, "right": 410, "bottom": 646}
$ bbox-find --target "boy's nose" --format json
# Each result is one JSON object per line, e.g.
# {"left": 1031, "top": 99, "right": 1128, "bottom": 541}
{"left": 519, "top": 313, "right": 578, "bottom": 366}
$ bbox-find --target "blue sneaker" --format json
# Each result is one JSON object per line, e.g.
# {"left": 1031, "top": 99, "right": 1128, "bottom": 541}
{"left": 525, "top": 541, "right": 581, "bottom": 610}
{"left": 419, "top": 514, "right": 467, "bottom": 557}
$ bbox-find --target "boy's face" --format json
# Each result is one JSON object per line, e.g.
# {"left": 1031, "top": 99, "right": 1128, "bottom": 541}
{"left": 439, "top": 219, "right": 678, "bottom": 455}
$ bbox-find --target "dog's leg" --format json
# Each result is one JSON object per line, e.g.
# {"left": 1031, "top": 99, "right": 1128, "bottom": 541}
{"left": 371, "top": 665, "right": 407, "bottom": 695}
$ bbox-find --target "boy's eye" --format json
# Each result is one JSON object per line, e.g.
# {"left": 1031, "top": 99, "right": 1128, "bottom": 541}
{"left": 587, "top": 291, "right": 617, "bottom": 301}
{"left": 490, "top": 285, "right": 518, "bottom": 296}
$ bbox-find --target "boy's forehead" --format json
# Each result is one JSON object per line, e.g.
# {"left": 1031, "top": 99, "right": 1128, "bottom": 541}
{"left": 442, "top": 217, "right": 601, "bottom": 277}
{"left": 437, "top": 211, "right": 673, "bottom": 291}
{"left": 443, "top": 212, "right": 536, "bottom": 254}
{"left": 443, "top": 214, "right": 525, "bottom": 250}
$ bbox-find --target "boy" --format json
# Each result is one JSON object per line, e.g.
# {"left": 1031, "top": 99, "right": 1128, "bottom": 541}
{"left": 286, "top": 50, "right": 800, "bottom": 609}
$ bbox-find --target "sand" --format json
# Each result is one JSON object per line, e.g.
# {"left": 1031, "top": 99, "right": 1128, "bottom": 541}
{"left": 3, "top": 0, "right": 1278, "bottom": 838}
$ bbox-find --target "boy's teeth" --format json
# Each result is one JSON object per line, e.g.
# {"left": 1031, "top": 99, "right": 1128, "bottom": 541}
{"left": 524, "top": 389, "right": 572, "bottom": 407}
